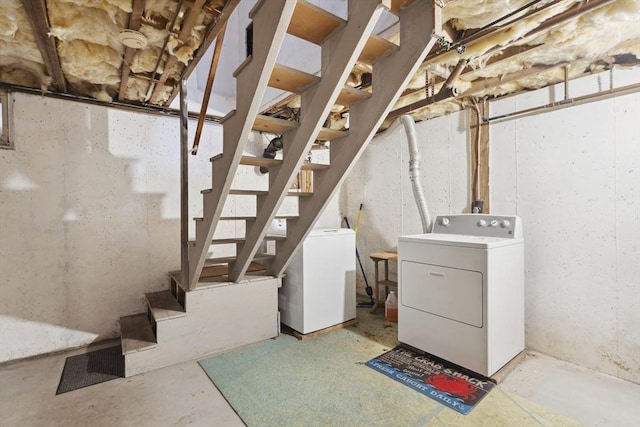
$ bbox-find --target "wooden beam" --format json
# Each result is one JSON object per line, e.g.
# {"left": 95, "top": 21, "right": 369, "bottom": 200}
{"left": 164, "top": 0, "right": 241, "bottom": 106}
{"left": 150, "top": 0, "right": 206, "bottom": 103}
{"left": 118, "top": 0, "right": 146, "bottom": 101}
{"left": 470, "top": 100, "right": 490, "bottom": 213}
{"left": 191, "top": 22, "right": 227, "bottom": 155}
{"left": 21, "top": 0, "right": 66, "bottom": 91}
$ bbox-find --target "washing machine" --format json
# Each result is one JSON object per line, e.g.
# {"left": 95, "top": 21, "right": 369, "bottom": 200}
{"left": 398, "top": 214, "right": 524, "bottom": 377}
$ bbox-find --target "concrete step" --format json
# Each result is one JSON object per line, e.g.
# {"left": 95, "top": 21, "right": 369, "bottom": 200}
{"left": 120, "top": 313, "right": 157, "bottom": 355}
{"left": 145, "top": 290, "right": 186, "bottom": 322}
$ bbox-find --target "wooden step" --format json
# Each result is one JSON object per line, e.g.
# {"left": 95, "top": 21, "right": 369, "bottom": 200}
{"left": 145, "top": 290, "right": 186, "bottom": 322}
{"left": 317, "top": 128, "right": 348, "bottom": 141}
{"left": 204, "top": 253, "right": 274, "bottom": 266}
{"left": 390, "top": 0, "right": 417, "bottom": 15}
{"left": 239, "top": 156, "right": 329, "bottom": 171}
{"left": 253, "top": 114, "right": 298, "bottom": 134}
{"left": 269, "top": 64, "right": 370, "bottom": 105}
{"left": 287, "top": 1, "right": 396, "bottom": 65}
{"left": 196, "top": 262, "right": 269, "bottom": 283}
{"left": 337, "top": 85, "right": 371, "bottom": 106}
{"left": 359, "top": 35, "right": 398, "bottom": 65}
{"left": 269, "top": 64, "right": 318, "bottom": 94}
{"left": 253, "top": 115, "right": 347, "bottom": 141}
{"left": 211, "top": 235, "right": 286, "bottom": 245}
{"left": 120, "top": 313, "right": 157, "bottom": 354}
{"left": 288, "top": 0, "right": 344, "bottom": 45}
{"left": 223, "top": 189, "right": 313, "bottom": 197}
{"left": 219, "top": 215, "right": 298, "bottom": 220}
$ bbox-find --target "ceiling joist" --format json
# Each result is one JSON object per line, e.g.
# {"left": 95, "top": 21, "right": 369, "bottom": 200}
{"left": 165, "top": 0, "right": 241, "bottom": 106}
{"left": 118, "top": 0, "right": 146, "bottom": 101}
{"left": 21, "top": 0, "right": 66, "bottom": 92}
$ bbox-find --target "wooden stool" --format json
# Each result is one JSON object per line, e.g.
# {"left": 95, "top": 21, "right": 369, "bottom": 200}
{"left": 368, "top": 251, "right": 398, "bottom": 314}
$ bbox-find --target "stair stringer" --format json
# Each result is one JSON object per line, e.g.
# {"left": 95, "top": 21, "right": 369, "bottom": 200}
{"left": 187, "top": 0, "right": 297, "bottom": 290}
{"left": 269, "top": 0, "right": 441, "bottom": 276}
{"left": 124, "top": 276, "right": 280, "bottom": 377}
{"left": 229, "top": 0, "right": 390, "bottom": 282}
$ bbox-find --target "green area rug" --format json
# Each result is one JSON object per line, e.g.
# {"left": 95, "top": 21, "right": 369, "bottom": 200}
{"left": 198, "top": 311, "right": 583, "bottom": 427}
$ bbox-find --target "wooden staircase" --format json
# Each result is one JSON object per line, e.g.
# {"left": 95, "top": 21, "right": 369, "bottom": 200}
{"left": 120, "top": 0, "right": 442, "bottom": 377}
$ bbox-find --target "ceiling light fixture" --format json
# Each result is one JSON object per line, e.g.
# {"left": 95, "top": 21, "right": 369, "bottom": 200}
{"left": 119, "top": 30, "right": 148, "bottom": 49}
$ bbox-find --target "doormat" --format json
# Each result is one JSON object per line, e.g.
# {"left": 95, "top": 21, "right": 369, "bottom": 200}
{"left": 366, "top": 345, "right": 495, "bottom": 415}
{"left": 56, "top": 345, "right": 124, "bottom": 394}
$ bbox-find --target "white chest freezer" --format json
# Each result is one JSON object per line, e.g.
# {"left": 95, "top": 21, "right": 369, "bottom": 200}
{"left": 278, "top": 228, "right": 356, "bottom": 334}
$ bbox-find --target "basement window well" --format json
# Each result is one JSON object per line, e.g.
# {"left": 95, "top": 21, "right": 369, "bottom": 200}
{"left": 1, "top": 90, "right": 13, "bottom": 149}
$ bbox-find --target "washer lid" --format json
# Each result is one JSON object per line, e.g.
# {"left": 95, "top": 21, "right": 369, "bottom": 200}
{"left": 399, "top": 233, "right": 523, "bottom": 249}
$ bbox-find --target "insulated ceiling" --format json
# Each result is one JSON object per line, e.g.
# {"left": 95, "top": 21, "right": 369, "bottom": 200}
{"left": 0, "top": 0, "right": 638, "bottom": 122}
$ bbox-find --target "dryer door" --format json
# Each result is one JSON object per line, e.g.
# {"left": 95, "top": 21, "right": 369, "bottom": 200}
{"left": 401, "top": 261, "right": 483, "bottom": 327}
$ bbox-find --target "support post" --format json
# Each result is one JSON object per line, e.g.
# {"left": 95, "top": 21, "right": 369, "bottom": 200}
{"left": 180, "top": 79, "right": 189, "bottom": 288}
{"left": 470, "top": 100, "right": 490, "bottom": 213}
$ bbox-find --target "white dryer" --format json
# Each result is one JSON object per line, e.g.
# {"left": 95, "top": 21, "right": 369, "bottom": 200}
{"left": 398, "top": 214, "right": 524, "bottom": 377}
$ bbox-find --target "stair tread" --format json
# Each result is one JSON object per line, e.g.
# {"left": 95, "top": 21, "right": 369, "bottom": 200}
{"left": 270, "top": 64, "right": 369, "bottom": 106}
{"left": 211, "top": 235, "right": 286, "bottom": 244}
{"left": 219, "top": 215, "right": 298, "bottom": 220}
{"left": 359, "top": 35, "right": 398, "bottom": 65}
{"left": 336, "top": 85, "right": 371, "bottom": 106}
{"left": 146, "top": 290, "right": 185, "bottom": 321}
{"left": 287, "top": 0, "right": 397, "bottom": 63}
{"left": 288, "top": 0, "right": 344, "bottom": 45}
{"left": 205, "top": 253, "right": 274, "bottom": 265}
{"left": 240, "top": 156, "right": 329, "bottom": 171}
{"left": 269, "top": 64, "right": 319, "bottom": 94}
{"left": 390, "top": 0, "right": 417, "bottom": 15}
{"left": 253, "top": 114, "right": 298, "bottom": 134}
{"left": 120, "top": 313, "right": 157, "bottom": 354}
{"left": 253, "top": 115, "right": 346, "bottom": 141}
{"left": 228, "top": 189, "right": 313, "bottom": 197}
{"left": 317, "top": 128, "right": 348, "bottom": 141}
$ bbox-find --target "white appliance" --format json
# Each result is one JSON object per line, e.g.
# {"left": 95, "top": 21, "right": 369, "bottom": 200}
{"left": 279, "top": 228, "right": 356, "bottom": 334}
{"left": 398, "top": 214, "right": 524, "bottom": 377}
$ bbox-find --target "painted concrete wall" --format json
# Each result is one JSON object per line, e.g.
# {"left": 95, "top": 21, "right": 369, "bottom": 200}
{"left": 490, "top": 72, "right": 640, "bottom": 383}
{"left": 342, "top": 70, "right": 639, "bottom": 383}
{"left": 0, "top": 92, "right": 339, "bottom": 362}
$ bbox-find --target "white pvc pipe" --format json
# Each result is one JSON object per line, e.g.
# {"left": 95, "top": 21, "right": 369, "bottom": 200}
{"left": 400, "top": 114, "right": 431, "bottom": 233}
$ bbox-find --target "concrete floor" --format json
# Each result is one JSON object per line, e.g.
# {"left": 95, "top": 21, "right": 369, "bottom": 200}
{"left": 1, "top": 336, "right": 638, "bottom": 426}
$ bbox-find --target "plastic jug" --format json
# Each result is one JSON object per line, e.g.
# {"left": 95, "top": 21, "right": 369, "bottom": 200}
{"left": 385, "top": 290, "right": 398, "bottom": 322}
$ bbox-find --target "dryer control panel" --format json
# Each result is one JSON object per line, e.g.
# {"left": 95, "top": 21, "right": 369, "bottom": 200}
{"left": 431, "top": 214, "right": 522, "bottom": 238}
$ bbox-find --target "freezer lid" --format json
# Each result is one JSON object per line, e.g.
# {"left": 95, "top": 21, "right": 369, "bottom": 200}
{"left": 398, "top": 233, "right": 523, "bottom": 249}
{"left": 307, "top": 228, "right": 355, "bottom": 237}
